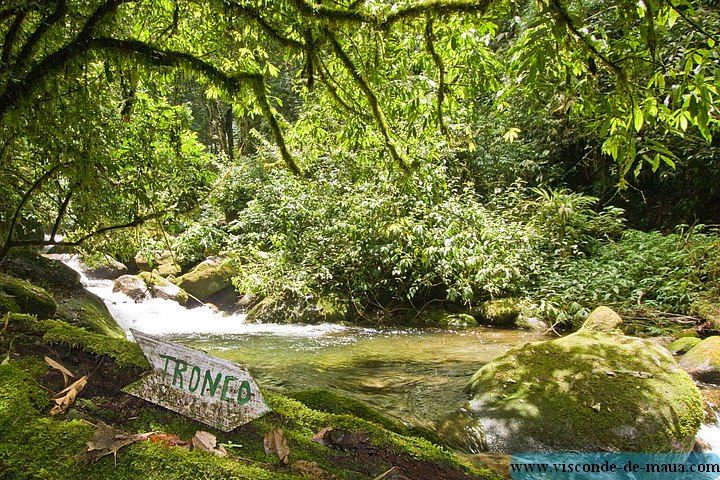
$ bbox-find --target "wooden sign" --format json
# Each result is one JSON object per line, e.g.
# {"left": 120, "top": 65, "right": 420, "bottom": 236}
{"left": 124, "top": 329, "right": 271, "bottom": 431}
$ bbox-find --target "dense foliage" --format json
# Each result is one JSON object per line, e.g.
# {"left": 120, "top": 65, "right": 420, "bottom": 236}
{"left": 1, "top": 0, "right": 718, "bottom": 327}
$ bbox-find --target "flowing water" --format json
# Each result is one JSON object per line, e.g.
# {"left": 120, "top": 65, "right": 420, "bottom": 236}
{"left": 65, "top": 257, "right": 720, "bottom": 454}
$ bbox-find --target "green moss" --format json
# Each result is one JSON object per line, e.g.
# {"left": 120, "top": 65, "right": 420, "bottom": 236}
{"left": 288, "top": 389, "right": 445, "bottom": 446}
{"left": 246, "top": 295, "right": 348, "bottom": 324}
{"left": 6, "top": 314, "right": 147, "bottom": 369}
{"left": 678, "top": 336, "right": 720, "bottom": 383}
{"left": 175, "top": 258, "right": 236, "bottom": 301}
{"left": 0, "top": 273, "right": 57, "bottom": 318}
{"left": 691, "top": 299, "right": 720, "bottom": 330}
{"left": 667, "top": 337, "right": 702, "bottom": 355}
{"left": 580, "top": 306, "right": 623, "bottom": 333}
{"left": 466, "top": 330, "right": 704, "bottom": 453}
{"left": 479, "top": 298, "right": 520, "bottom": 326}
{"left": 288, "top": 389, "right": 404, "bottom": 432}
{"left": 55, "top": 294, "right": 125, "bottom": 339}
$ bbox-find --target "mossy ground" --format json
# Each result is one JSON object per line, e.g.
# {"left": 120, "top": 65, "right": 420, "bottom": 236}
{"left": 0, "top": 314, "right": 497, "bottom": 480}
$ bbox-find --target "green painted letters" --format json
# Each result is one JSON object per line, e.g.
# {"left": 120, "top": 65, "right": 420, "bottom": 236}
{"left": 201, "top": 370, "right": 222, "bottom": 397}
{"left": 172, "top": 360, "right": 188, "bottom": 389}
{"left": 188, "top": 366, "right": 201, "bottom": 392}
{"left": 237, "top": 381, "right": 251, "bottom": 404}
{"left": 220, "top": 375, "right": 237, "bottom": 402}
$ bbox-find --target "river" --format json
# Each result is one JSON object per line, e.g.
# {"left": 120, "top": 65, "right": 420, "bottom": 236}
{"left": 65, "top": 257, "right": 720, "bottom": 455}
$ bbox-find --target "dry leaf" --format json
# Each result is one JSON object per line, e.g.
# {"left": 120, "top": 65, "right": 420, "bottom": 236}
{"left": 44, "top": 356, "right": 76, "bottom": 387}
{"left": 149, "top": 433, "right": 189, "bottom": 448}
{"left": 75, "top": 422, "right": 155, "bottom": 464}
{"left": 263, "top": 427, "right": 290, "bottom": 464}
{"left": 311, "top": 426, "right": 334, "bottom": 446}
{"left": 50, "top": 375, "right": 87, "bottom": 415}
{"left": 191, "top": 431, "right": 226, "bottom": 456}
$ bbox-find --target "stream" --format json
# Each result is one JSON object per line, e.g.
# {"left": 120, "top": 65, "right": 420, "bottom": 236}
{"left": 66, "top": 258, "right": 720, "bottom": 456}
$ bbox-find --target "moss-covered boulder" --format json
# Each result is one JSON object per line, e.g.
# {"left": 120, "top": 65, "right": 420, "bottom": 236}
{"left": 667, "top": 337, "right": 702, "bottom": 355}
{"left": 54, "top": 290, "right": 126, "bottom": 339}
{"left": 477, "top": 298, "right": 521, "bottom": 326}
{"left": 138, "top": 272, "right": 188, "bottom": 306}
{"left": 580, "top": 306, "right": 623, "bottom": 333}
{"left": 463, "top": 311, "right": 703, "bottom": 453}
{"left": 81, "top": 254, "right": 128, "bottom": 280}
{"left": 112, "top": 275, "right": 149, "bottom": 302}
{"left": 246, "top": 294, "right": 348, "bottom": 324}
{"left": 175, "top": 256, "right": 237, "bottom": 301}
{"left": 678, "top": 336, "right": 720, "bottom": 383}
{"left": 0, "top": 273, "right": 56, "bottom": 318}
{"left": 134, "top": 249, "right": 180, "bottom": 277}
{"left": 0, "top": 249, "right": 81, "bottom": 289}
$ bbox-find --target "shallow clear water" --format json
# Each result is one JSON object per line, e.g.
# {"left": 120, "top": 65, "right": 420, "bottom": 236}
{"left": 165, "top": 327, "right": 546, "bottom": 429}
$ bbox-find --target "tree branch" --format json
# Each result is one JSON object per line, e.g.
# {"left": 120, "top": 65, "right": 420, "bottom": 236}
{"left": 424, "top": 18, "right": 449, "bottom": 136}
{"left": 1, "top": 10, "right": 27, "bottom": 65}
{"left": 325, "top": 29, "right": 410, "bottom": 171}
{"left": 2, "top": 162, "right": 67, "bottom": 257}
{"left": 228, "top": 3, "right": 305, "bottom": 50}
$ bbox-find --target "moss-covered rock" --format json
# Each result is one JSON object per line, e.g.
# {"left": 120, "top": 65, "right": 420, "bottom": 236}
{"left": 113, "top": 275, "right": 149, "bottom": 302}
{"left": 667, "top": 337, "right": 702, "bottom": 355}
{"left": 478, "top": 298, "right": 520, "bottom": 326}
{"left": 138, "top": 272, "right": 189, "bottom": 305}
{"left": 81, "top": 254, "right": 128, "bottom": 280}
{"left": 0, "top": 248, "right": 81, "bottom": 289}
{"left": 246, "top": 294, "right": 348, "bottom": 324}
{"left": 175, "top": 256, "right": 237, "bottom": 301}
{"left": 54, "top": 289, "right": 126, "bottom": 340}
{"left": 0, "top": 273, "right": 56, "bottom": 318}
{"left": 678, "top": 336, "right": 720, "bottom": 383}
{"left": 463, "top": 314, "right": 703, "bottom": 453}
{"left": 134, "top": 249, "right": 180, "bottom": 277}
{"left": 580, "top": 305, "right": 623, "bottom": 333}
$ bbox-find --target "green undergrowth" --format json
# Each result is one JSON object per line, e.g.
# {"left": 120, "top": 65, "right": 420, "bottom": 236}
{"left": 0, "top": 315, "right": 496, "bottom": 480}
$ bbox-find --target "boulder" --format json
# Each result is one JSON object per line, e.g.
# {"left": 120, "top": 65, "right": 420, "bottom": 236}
{"left": 678, "top": 336, "right": 720, "bottom": 383}
{"left": 134, "top": 250, "right": 180, "bottom": 277}
{"left": 667, "top": 337, "right": 702, "bottom": 355}
{"left": 81, "top": 254, "right": 128, "bottom": 280}
{"left": 175, "top": 256, "right": 237, "bottom": 301}
{"left": 54, "top": 289, "right": 126, "bottom": 339}
{"left": 246, "top": 294, "right": 348, "bottom": 324}
{"left": 0, "top": 250, "right": 124, "bottom": 338}
{"left": 0, "top": 249, "right": 80, "bottom": 289}
{"left": 463, "top": 308, "right": 703, "bottom": 453}
{"left": 580, "top": 305, "right": 623, "bottom": 333}
{"left": 478, "top": 298, "right": 520, "bottom": 326}
{"left": 0, "top": 273, "right": 56, "bottom": 318}
{"left": 137, "top": 272, "right": 188, "bottom": 306}
{"left": 113, "top": 275, "right": 149, "bottom": 302}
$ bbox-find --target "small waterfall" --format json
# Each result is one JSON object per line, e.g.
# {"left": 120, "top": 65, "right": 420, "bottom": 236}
{"left": 62, "top": 255, "right": 348, "bottom": 339}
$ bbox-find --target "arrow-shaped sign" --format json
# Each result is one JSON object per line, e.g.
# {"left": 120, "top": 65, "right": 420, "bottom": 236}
{"left": 124, "top": 329, "right": 271, "bottom": 431}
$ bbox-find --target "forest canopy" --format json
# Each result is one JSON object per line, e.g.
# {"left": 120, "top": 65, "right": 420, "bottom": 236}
{"left": 1, "top": 0, "right": 719, "bottom": 325}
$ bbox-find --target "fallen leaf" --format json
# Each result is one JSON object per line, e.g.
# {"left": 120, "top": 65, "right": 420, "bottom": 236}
{"left": 75, "top": 422, "right": 155, "bottom": 464}
{"left": 311, "top": 426, "right": 334, "bottom": 446}
{"left": 191, "top": 431, "right": 226, "bottom": 456}
{"left": 44, "top": 356, "right": 76, "bottom": 387}
{"left": 264, "top": 427, "right": 290, "bottom": 464}
{"left": 149, "top": 433, "right": 189, "bottom": 448}
{"left": 50, "top": 375, "right": 87, "bottom": 415}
